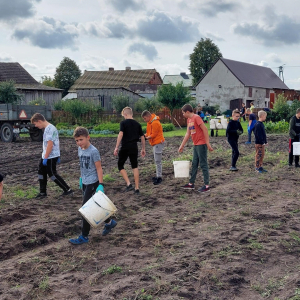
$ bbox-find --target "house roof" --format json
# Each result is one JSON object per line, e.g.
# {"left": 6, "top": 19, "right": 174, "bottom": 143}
{"left": 163, "top": 73, "right": 194, "bottom": 87}
{"left": 69, "top": 69, "right": 162, "bottom": 91}
{"left": 197, "top": 58, "right": 289, "bottom": 90}
{"left": 0, "top": 62, "right": 62, "bottom": 91}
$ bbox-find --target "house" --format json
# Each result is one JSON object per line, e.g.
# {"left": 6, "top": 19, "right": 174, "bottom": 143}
{"left": 195, "top": 58, "right": 289, "bottom": 112}
{"left": 0, "top": 62, "right": 63, "bottom": 108}
{"left": 163, "top": 72, "right": 196, "bottom": 97}
{"left": 69, "top": 67, "right": 163, "bottom": 109}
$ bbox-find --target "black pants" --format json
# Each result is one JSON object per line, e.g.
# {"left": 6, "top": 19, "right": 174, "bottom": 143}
{"left": 118, "top": 146, "right": 138, "bottom": 171}
{"left": 228, "top": 139, "right": 240, "bottom": 167}
{"left": 289, "top": 137, "right": 300, "bottom": 165}
{"left": 38, "top": 158, "right": 70, "bottom": 193}
{"left": 82, "top": 181, "right": 111, "bottom": 237}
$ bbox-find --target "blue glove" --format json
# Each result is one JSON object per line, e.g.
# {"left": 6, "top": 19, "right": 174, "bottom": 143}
{"left": 43, "top": 159, "right": 48, "bottom": 166}
{"left": 57, "top": 157, "right": 61, "bottom": 164}
{"left": 96, "top": 184, "right": 104, "bottom": 193}
{"left": 79, "top": 177, "right": 82, "bottom": 189}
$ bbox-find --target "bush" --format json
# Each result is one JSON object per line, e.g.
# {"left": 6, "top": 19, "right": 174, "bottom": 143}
{"left": 93, "top": 123, "right": 120, "bottom": 133}
{"left": 202, "top": 105, "right": 220, "bottom": 115}
{"left": 28, "top": 97, "right": 46, "bottom": 105}
{"left": 0, "top": 80, "right": 22, "bottom": 104}
{"left": 272, "top": 94, "right": 290, "bottom": 120}
{"left": 112, "top": 95, "right": 130, "bottom": 113}
{"left": 264, "top": 120, "right": 289, "bottom": 133}
{"left": 134, "top": 99, "right": 146, "bottom": 112}
{"left": 54, "top": 100, "right": 64, "bottom": 111}
{"left": 56, "top": 122, "right": 70, "bottom": 130}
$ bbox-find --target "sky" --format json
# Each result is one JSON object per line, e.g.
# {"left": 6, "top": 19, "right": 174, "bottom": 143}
{"left": 1, "top": 0, "right": 300, "bottom": 89}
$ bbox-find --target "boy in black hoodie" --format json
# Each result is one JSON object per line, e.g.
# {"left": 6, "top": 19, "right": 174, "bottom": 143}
{"left": 254, "top": 110, "right": 268, "bottom": 173}
{"left": 226, "top": 110, "right": 243, "bottom": 171}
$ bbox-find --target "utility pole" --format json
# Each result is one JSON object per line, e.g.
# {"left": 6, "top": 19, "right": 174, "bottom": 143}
{"left": 278, "top": 65, "right": 285, "bottom": 82}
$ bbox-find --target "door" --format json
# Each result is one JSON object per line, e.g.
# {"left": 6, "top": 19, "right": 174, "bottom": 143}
{"left": 230, "top": 99, "right": 242, "bottom": 111}
{"left": 270, "top": 93, "right": 275, "bottom": 109}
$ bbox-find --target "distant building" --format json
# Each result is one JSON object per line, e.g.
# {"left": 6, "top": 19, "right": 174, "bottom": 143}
{"left": 163, "top": 72, "right": 196, "bottom": 98}
{"left": 0, "top": 62, "right": 62, "bottom": 108}
{"left": 195, "top": 58, "right": 289, "bottom": 112}
{"left": 68, "top": 67, "right": 163, "bottom": 110}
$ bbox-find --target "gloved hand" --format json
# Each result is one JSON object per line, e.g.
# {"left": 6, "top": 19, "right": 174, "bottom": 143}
{"left": 237, "top": 130, "right": 243, "bottom": 136}
{"left": 43, "top": 159, "right": 48, "bottom": 166}
{"left": 79, "top": 177, "right": 82, "bottom": 189}
{"left": 57, "top": 157, "right": 61, "bottom": 164}
{"left": 96, "top": 183, "right": 104, "bottom": 193}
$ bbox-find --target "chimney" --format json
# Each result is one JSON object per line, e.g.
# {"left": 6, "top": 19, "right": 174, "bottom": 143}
{"left": 109, "top": 67, "right": 114, "bottom": 71}
{"left": 126, "top": 67, "right": 131, "bottom": 71}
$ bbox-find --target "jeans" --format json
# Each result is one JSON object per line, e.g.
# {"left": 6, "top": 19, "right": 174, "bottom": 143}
{"left": 190, "top": 144, "right": 209, "bottom": 185}
{"left": 153, "top": 142, "right": 165, "bottom": 178}
{"left": 228, "top": 139, "right": 239, "bottom": 167}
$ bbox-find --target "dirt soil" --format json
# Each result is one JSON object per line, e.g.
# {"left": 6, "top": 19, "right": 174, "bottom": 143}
{"left": 0, "top": 134, "right": 300, "bottom": 300}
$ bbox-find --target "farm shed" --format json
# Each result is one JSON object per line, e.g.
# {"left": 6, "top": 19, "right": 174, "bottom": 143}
{"left": 163, "top": 72, "right": 196, "bottom": 97}
{"left": 195, "top": 58, "right": 289, "bottom": 112}
{"left": 0, "top": 62, "right": 62, "bottom": 108}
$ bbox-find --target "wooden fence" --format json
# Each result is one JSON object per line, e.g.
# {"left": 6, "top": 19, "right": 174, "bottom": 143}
{"left": 52, "top": 108, "right": 188, "bottom": 127}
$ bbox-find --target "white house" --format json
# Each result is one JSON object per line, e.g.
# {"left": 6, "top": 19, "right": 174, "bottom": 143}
{"left": 195, "top": 58, "right": 289, "bottom": 112}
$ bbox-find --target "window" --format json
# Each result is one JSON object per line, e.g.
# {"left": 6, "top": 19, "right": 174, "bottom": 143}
{"left": 266, "top": 89, "right": 270, "bottom": 98}
{"left": 249, "top": 87, "right": 252, "bottom": 97}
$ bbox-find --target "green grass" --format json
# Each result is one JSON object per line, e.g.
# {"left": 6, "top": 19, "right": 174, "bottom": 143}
{"left": 102, "top": 265, "right": 122, "bottom": 275}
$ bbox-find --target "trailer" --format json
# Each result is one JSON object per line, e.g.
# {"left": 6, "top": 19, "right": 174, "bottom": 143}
{"left": 0, "top": 104, "right": 52, "bottom": 142}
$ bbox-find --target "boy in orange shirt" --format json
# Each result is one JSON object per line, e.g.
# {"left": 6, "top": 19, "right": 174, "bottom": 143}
{"left": 178, "top": 104, "right": 213, "bottom": 192}
{"left": 142, "top": 110, "right": 165, "bottom": 185}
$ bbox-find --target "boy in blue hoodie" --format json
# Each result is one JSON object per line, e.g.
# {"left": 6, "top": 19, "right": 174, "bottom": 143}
{"left": 245, "top": 108, "right": 257, "bottom": 144}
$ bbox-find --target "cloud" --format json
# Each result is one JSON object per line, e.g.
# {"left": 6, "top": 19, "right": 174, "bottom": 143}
{"left": 206, "top": 32, "right": 225, "bottom": 42}
{"left": 257, "top": 61, "right": 268, "bottom": 67}
{"left": 0, "top": 53, "right": 13, "bottom": 62}
{"left": 0, "top": 0, "right": 40, "bottom": 21}
{"left": 128, "top": 42, "right": 158, "bottom": 61}
{"left": 200, "top": 0, "right": 240, "bottom": 17}
{"left": 266, "top": 53, "right": 282, "bottom": 64}
{"left": 79, "top": 55, "right": 115, "bottom": 71}
{"left": 22, "top": 62, "right": 38, "bottom": 69}
{"left": 108, "top": 0, "right": 144, "bottom": 12}
{"left": 135, "top": 11, "right": 200, "bottom": 43}
{"left": 12, "top": 17, "right": 79, "bottom": 49}
{"left": 232, "top": 6, "right": 300, "bottom": 46}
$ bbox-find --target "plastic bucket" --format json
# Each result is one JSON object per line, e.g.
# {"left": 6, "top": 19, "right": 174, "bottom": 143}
{"left": 210, "top": 119, "right": 216, "bottom": 129}
{"left": 79, "top": 191, "right": 117, "bottom": 228}
{"left": 221, "top": 119, "right": 228, "bottom": 129}
{"left": 173, "top": 161, "right": 190, "bottom": 178}
{"left": 293, "top": 142, "right": 300, "bottom": 155}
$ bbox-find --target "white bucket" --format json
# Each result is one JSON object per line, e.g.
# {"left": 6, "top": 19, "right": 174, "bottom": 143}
{"left": 221, "top": 119, "right": 228, "bottom": 129}
{"left": 173, "top": 161, "right": 190, "bottom": 178}
{"left": 210, "top": 119, "right": 217, "bottom": 129}
{"left": 293, "top": 142, "right": 300, "bottom": 155}
{"left": 79, "top": 191, "right": 117, "bottom": 228}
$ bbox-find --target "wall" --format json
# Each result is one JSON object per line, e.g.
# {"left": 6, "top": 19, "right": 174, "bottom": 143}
{"left": 245, "top": 87, "right": 271, "bottom": 108}
{"left": 149, "top": 72, "right": 163, "bottom": 85}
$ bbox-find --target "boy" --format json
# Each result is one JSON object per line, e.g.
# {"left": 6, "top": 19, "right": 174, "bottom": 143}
{"left": 178, "top": 104, "right": 213, "bottom": 193}
{"left": 245, "top": 108, "right": 257, "bottom": 144}
{"left": 114, "top": 107, "right": 146, "bottom": 194}
{"left": 0, "top": 173, "right": 3, "bottom": 201}
{"left": 254, "top": 110, "right": 268, "bottom": 173}
{"left": 241, "top": 103, "right": 246, "bottom": 122}
{"left": 31, "top": 113, "right": 73, "bottom": 198}
{"left": 141, "top": 110, "right": 165, "bottom": 185}
{"left": 226, "top": 110, "right": 243, "bottom": 171}
{"left": 69, "top": 127, "right": 117, "bottom": 245}
{"left": 288, "top": 108, "right": 300, "bottom": 167}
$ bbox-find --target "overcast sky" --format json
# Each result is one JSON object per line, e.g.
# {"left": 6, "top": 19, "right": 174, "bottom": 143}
{"left": 1, "top": 0, "right": 300, "bottom": 89}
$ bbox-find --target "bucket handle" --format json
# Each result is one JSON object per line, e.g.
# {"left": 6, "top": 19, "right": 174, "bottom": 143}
{"left": 93, "top": 199, "right": 116, "bottom": 212}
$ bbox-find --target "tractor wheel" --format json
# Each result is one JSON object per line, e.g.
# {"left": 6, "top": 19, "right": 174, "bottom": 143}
{"left": 0, "top": 123, "right": 14, "bottom": 142}
{"left": 30, "top": 128, "right": 43, "bottom": 142}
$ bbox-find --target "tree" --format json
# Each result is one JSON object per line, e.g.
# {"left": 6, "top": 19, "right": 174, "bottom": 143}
{"left": 189, "top": 38, "right": 222, "bottom": 86}
{"left": 273, "top": 94, "right": 290, "bottom": 120}
{"left": 112, "top": 94, "right": 130, "bottom": 113}
{"left": 54, "top": 57, "right": 81, "bottom": 97}
{"left": 41, "top": 76, "right": 55, "bottom": 87}
{"left": 0, "top": 80, "right": 22, "bottom": 104}
{"left": 157, "top": 82, "right": 192, "bottom": 116}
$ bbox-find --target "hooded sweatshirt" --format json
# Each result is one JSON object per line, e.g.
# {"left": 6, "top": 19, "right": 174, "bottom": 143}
{"left": 146, "top": 114, "right": 165, "bottom": 146}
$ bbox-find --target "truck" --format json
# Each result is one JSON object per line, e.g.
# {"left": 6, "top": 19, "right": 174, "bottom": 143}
{"left": 0, "top": 104, "right": 52, "bottom": 142}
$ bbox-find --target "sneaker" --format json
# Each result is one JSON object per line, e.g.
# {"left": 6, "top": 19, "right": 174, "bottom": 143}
{"left": 35, "top": 192, "right": 47, "bottom": 199}
{"left": 125, "top": 184, "right": 134, "bottom": 192}
{"left": 134, "top": 189, "right": 140, "bottom": 195}
{"left": 153, "top": 177, "right": 162, "bottom": 185}
{"left": 181, "top": 183, "right": 195, "bottom": 190}
{"left": 256, "top": 167, "right": 263, "bottom": 173}
{"left": 261, "top": 168, "right": 268, "bottom": 172}
{"left": 198, "top": 185, "right": 210, "bottom": 193}
{"left": 289, "top": 163, "right": 293, "bottom": 167}
{"left": 295, "top": 165, "right": 300, "bottom": 168}
{"left": 61, "top": 189, "right": 73, "bottom": 196}
{"left": 152, "top": 177, "right": 157, "bottom": 182}
{"left": 245, "top": 142, "right": 251, "bottom": 144}
{"left": 229, "top": 166, "right": 238, "bottom": 171}
{"left": 102, "top": 219, "right": 117, "bottom": 236}
{"left": 69, "top": 235, "right": 89, "bottom": 245}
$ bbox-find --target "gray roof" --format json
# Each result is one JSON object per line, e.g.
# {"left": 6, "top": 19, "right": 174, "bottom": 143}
{"left": 197, "top": 58, "right": 289, "bottom": 89}
{"left": 163, "top": 73, "right": 194, "bottom": 87}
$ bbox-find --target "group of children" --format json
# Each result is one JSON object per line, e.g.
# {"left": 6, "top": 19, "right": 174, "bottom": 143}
{"left": 1, "top": 104, "right": 294, "bottom": 245}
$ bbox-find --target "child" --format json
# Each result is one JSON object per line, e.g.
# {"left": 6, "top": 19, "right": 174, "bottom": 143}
{"left": 245, "top": 108, "right": 257, "bottom": 144}
{"left": 288, "top": 108, "right": 300, "bottom": 167}
{"left": 178, "top": 104, "right": 213, "bottom": 193}
{"left": 0, "top": 173, "right": 3, "bottom": 201}
{"left": 141, "top": 110, "right": 165, "bottom": 185}
{"left": 114, "top": 107, "right": 146, "bottom": 194}
{"left": 241, "top": 103, "right": 246, "bottom": 122}
{"left": 226, "top": 110, "right": 243, "bottom": 171}
{"left": 31, "top": 113, "right": 73, "bottom": 198}
{"left": 254, "top": 110, "right": 268, "bottom": 173}
{"left": 69, "top": 127, "right": 117, "bottom": 245}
